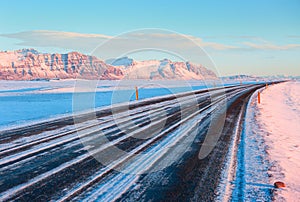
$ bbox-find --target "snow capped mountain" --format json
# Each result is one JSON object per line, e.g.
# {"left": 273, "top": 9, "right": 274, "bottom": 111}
{"left": 0, "top": 49, "right": 109, "bottom": 80}
{"left": 107, "top": 58, "right": 217, "bottom": 80}
{"left": 0, "top": 49, "right": 217, "bottom": 80}
{"left": 106, "top": 57, "right": 134, "bottom": 67}
{"left": 17, "top": 48, "right": 40, "bottom": 56}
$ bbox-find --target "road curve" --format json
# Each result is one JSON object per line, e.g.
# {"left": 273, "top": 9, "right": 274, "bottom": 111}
{"left": 0, "top": 83, "right": 267, "bottom": 201}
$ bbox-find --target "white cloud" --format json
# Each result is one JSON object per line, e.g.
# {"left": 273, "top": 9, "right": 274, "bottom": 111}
{"left": 1, "top": 30, "right": 299, "bottom": 55}
{"left": 125, "top": 32, "right": 238, "bottom": 50}
{"left": 0, "top": 30, "right": 112, "bottom": 52}
{"left": 188, "top": 37, "right": 237, "bottom": 50}
{"left": 287, "top": 35, "right": 300, "bottom": 38}
{"left": 0, "top": 30, "right": 238, "bottom": 53}
{"left": 242, "top": 41, "right": 300, "bottom": 50}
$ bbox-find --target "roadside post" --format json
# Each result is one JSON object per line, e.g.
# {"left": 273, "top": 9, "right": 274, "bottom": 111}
{"left": 135, "top": 86, "right": 139, "bottom": 100}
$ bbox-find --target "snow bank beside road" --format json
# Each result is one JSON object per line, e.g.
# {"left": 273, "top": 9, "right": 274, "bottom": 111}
{"left": 257, "top": 81, "right": 300, "bottom": 201}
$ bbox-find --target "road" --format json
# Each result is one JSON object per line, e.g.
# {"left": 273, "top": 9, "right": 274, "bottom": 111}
{"left": 0, "top": 83, "right": 267, "bottom": 201}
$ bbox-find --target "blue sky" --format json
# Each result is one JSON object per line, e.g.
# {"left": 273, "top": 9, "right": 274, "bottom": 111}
{"left": 0, "top": 0, "right": 299, "bottom": 76}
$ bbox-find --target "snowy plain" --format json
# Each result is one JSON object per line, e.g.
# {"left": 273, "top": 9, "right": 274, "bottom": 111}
{"left": 255, "top": 81, "right": 300, "bottom": 201}
{"left": 216, "top": 80, "right": 299, "bottom": 201}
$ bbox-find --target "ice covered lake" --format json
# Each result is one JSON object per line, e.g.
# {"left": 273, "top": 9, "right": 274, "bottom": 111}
{"left": 0, "top": 79, "right": 256, "bottom": 129}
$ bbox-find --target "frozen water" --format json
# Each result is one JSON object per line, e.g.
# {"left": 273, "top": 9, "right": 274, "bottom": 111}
{"left": 0, "top": 79, "right": 257, "bottom": 129}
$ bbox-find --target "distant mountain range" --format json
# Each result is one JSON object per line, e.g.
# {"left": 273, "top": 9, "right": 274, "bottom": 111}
{"left": 221, "top": 74, "right": 299, "bottom": 81}
{"left": 0, "top": 49, "right": 217, "bottom": 80}
{"left": 220, "top": 74, "right": 260, "bottom": 81}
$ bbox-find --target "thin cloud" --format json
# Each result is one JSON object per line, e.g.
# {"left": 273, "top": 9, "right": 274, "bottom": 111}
{"left": 125, "top": 32, "right": 238, "bottom": 50}
{"left": 183, "top": 34, "right": 237, "bottom": 50}
{"left": 0, "top": 30, "right": 238, "bottom": 53}
{"left": 287, "top": 35, "right": 300, "bottom": 38}
{"left": 0, "top": 30, "right": 113, "bottom": 52}
{"left": 203, "top": 35, "right": 261, "bottom": 40}
{"left": 242, "top": 41, "right": 300, "bottom": 50}
{"left": 2, "top": 30, "right": 299, "bottom": 54}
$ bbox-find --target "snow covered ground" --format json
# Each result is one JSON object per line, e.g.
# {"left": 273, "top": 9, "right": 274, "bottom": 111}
{"left": 256, "top": 81, "right": 300, "bottom": 201}
{"left": 230, "top": 80, "right": 300, "bottom": 201}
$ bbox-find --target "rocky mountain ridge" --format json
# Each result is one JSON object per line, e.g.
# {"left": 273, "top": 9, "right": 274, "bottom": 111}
{"left": 0, "top": 49, "right": 217, "bottom": 80}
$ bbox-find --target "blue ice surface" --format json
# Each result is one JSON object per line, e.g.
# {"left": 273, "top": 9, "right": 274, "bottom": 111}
{"left": 0, "top": 81, "right": 257, "bottom": 129}
{"left": 0, "top": 87, "right": 45, "bottom": 93}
